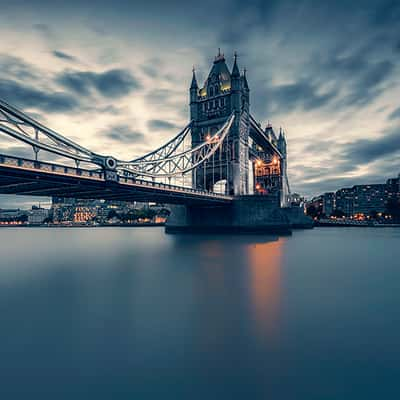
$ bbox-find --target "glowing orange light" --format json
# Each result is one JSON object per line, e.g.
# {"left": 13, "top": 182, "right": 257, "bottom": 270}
{"left": 272, "top": 157, "right": 278, "bottom": 165}
{"left": 256, "top": 159, "right": 262, "bottom": 166}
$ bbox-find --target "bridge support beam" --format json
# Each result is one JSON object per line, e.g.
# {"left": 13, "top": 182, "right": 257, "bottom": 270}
{"left": 166, "top": 194, "right": 298, "bottom": 234}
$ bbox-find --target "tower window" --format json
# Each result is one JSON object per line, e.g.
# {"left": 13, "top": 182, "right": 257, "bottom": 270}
{"left": 209, "top": 87, "right": 214, "bottom": 97}
{"left": 215, "top": 85, "right": 219, "bottom": 95}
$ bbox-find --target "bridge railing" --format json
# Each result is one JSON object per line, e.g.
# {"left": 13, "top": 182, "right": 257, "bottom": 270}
{"left": 0, "top": 154, "right": 104, "bottom": 179}
{"left": 0, "top": 154, "right": 232, "bottom": 200}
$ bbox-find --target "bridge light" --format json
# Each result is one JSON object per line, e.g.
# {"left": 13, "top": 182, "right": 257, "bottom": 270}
{"left": 205, "top": 134, "right": 211, "bottom": 141}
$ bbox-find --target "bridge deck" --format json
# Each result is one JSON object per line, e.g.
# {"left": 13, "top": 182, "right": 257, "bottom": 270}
{"left": 0, "top": 155, "right": 233, "bottom": 205}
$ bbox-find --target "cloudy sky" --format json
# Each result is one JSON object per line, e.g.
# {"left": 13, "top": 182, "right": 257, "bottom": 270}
{"left": 0, "top": 0, "right": 399, "bottom": 207}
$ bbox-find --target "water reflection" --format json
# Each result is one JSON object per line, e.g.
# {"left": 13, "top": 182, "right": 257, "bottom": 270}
{"left": 170, "top": 234, "right": 283, "bottom": 357}
{"left": 1, "top": 228, "right": 399, "bottom": 399}
{"left": 247, "top": 238, "right": 284, "bottom": 342}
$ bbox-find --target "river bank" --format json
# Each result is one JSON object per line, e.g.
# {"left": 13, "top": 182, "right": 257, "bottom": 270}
{"left": 0, "top": 222, "right": 165, "bottom": 228}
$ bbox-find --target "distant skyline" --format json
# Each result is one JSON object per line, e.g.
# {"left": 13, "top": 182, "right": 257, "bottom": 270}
{"left": 0, "top": 0, "right": 399, "bottom": 207}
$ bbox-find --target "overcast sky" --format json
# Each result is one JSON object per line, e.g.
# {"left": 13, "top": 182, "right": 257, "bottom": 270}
{"left": 0, "top": 0, "right": 399, "bottom": 208}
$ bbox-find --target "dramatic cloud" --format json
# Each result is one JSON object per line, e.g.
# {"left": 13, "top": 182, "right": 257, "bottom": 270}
{"left": 0, "top": 79, "right": 79, "bottom": 112}
{"left": 264, "top": 81, "right": 338, "bottom": 114}
{"left": 148, "top": 120, "right": 179, "bottom": 131}
{"left": 388, "top": 107, "right": 400, "bottom": 120}
{"left": 0, "top": 54, "right": 38, "bottom": 81}
{"left": 52, "top": 50, "right": 78, "bottom": 62}
{"left": 102, "top": 125, "right": 146, "bottom": 144}
{"left": 57, "top": 69, "right": 141, "bottom": 98}
{"left": 342, "top": 129, "right": 400, "bottom": 165}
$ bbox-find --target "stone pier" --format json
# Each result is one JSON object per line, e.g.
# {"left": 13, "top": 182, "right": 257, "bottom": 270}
{"left": 165, "top": 194, "right": 312, "bottom": 234}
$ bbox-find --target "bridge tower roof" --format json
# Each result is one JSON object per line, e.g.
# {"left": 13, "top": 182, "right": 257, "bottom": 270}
{"left": 200, "top": 49, "right": 231, "bottom": 94}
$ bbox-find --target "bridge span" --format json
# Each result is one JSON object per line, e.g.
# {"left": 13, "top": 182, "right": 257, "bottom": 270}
{"left": 0, "top": 155, "right": 232, "bottom": 205}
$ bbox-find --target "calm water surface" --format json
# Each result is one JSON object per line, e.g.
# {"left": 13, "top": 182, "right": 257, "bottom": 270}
{"left": 0, "top": 227, "right": 399, "bottom": 399}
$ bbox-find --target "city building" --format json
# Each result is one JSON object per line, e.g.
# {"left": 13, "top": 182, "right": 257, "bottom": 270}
{"left": 306, "top": 192, "right": 335, "bottom": 217}
{"left": 387, "top": 175, "right": 400, "bottom": 201}
{"left": 335, "top": 188, "right": 355, "bottom": 216}
{"left": 322, "top": 192, "right": 335, "bottom": 216}
{"left": 49, "top": 197, "right": 163, "bottom": 225}
{"left": 352, "top": 184, "right": 387, "bottom": 216}
{"left": 307, "top": 173, "right": 400, "bottom": 219}
{"left": 28, "top": 206, "right": 48, "bottom": 225}
{"left": 0, "top": 209, "right": 27, "bottom": 225}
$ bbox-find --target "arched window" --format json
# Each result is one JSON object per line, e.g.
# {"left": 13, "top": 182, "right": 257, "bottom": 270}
{"left": 220, "top": 98, "right": 224, "bottom": 107}
{"left": 215, "top": 85, "right": 219, "bottom": 95}
{"left": 209, "top": 87, "right": 214, "bottom": 97}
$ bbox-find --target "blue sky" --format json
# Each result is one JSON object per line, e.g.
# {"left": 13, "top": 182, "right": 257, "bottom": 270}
{"left": 0, "top": 0, "right": 399, "bottom": 208}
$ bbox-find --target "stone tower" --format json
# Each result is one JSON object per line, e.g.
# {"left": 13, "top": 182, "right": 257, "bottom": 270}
{"left": 189, "top": 51, "right": 250, "bottom": 195}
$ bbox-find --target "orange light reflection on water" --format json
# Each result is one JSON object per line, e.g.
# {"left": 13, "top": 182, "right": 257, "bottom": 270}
{"left": 247, "top": 237, "right": 285, "bottom": 342}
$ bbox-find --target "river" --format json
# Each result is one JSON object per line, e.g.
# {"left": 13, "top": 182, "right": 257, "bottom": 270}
{"left": 0, "top": 227, "right": 399, "bottom": 399}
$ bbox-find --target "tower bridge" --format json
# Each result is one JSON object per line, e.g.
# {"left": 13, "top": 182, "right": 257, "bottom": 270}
{"left": 0, "top": 51, "right": 311, "bottom": 233}
{"left": 189, "top": 51, "right": 289, "bottom": 203}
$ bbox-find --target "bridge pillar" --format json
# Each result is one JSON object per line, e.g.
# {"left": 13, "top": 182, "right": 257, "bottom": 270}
{"left": 165, "top": 194, "right": 294, "bottom": 234}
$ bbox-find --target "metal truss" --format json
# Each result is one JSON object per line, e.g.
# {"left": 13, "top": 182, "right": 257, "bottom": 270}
{"left": 0, "top": 98, "right": 235, "bottom": 181}
{"left": 128, "top": 121, "right": 192, "bottom": 163}
{"left": 0, "top": 99, "right": 120, "bottom": 169}
{"left": 117, "top": 114, "right": 235, "bottom": 178}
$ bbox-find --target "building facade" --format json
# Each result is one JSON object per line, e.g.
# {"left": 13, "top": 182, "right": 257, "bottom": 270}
{"left": 189, "top": 51, "right": 287, "bottom": 199}
{"left": 190, "top": 51, "right": 249, "bottom": 195}
{"left": 307, "top": 174, "right": 400, "bottom": 218}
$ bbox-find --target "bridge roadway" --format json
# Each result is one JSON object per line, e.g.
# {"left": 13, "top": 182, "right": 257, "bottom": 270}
{"left": 0, "top": 155, "right": 233, "bottom": 205}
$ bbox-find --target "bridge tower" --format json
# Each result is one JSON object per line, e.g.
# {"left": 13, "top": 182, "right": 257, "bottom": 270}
{"left": 190, "top": 51, "right": 250, "bottom": 195}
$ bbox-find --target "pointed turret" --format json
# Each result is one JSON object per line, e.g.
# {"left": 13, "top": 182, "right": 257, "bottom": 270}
{"left": 278, "top": 127, "right": 287, "bottom": 156}
{"left": 190, "top": 67, "right": 198, "bottom": 90}
{"left": 231, "top": 52, "right": 240, "bottom": 78}
{"left": 189, "top": 67, "right": 199, "bottom": 120}
{"left": 242, "top": 68, "right": 249, "bottom": 90}
{"left": 231, "top": 52, "right": 241, "bottom": 112}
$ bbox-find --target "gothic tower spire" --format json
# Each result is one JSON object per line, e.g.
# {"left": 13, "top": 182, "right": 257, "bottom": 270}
{"left": 243, "top": 67, "right": 249, "bottom": 90}
{"left": 190, "top": 66, "right": 198, "bottom": 89}
{"left": 231, "top": 51, "right": 240, "bottom": 78}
